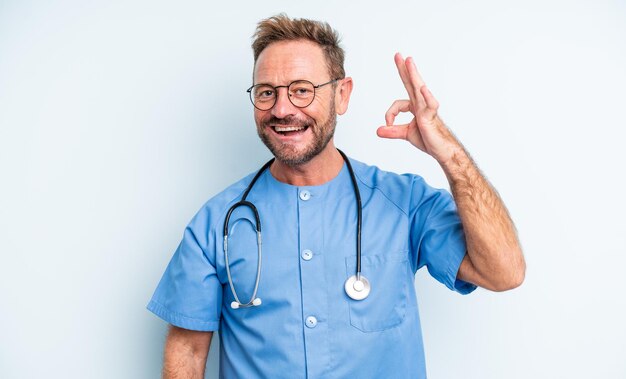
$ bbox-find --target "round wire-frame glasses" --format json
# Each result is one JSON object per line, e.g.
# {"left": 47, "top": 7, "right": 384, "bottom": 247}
{"left": 246, "top": 79, "right": 339, "bottom": 111}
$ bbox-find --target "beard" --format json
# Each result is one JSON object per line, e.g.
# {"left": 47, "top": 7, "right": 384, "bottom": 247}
{"left": 256, "top": 101, "right": 337, "bottom": 167}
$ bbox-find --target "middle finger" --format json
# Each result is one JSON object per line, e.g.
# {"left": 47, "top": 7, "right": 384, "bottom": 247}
{"left": 394, "top": 53, "right": 417, "bottom": 105}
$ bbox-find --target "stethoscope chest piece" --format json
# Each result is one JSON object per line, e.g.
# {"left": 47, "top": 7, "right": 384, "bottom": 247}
{"left": 344, "top": 275, "right": 370, "bottom": 300}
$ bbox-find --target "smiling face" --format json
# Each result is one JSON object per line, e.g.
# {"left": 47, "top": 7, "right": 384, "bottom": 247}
{"left": 253, "top": 40, "right": 339, "bottom": 167}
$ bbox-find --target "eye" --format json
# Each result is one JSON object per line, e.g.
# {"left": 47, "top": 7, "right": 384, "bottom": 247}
{"left": 254, "top": 87, "right": 275, "bottom": 100}
{"left": 290, "top": 83, "right": 314, "bottom": 98}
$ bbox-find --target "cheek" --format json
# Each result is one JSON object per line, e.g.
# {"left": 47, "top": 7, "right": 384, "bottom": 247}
{"left": 309, "top": 94, "right": 336, "bottom": 116}
{"left": 254, "top": 110, "right": 268, "bottom": 126}
{"left": 310, "top": 96, "right": 331, "bottom": 112}
{"left": 304, "top": 102, "right": 333, "bottom": 123}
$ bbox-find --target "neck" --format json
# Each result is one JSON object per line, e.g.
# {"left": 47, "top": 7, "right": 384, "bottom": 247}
{"left": 270, "top": 143, "right": 344, "bottom": 186}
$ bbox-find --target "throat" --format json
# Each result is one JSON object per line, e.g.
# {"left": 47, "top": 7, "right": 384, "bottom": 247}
{"left": 269, "top": 147, "right": 344, "bottom": 186}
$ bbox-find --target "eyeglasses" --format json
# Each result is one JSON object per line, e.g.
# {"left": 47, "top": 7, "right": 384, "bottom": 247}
{"left": 246, "top": 79, "right": 340, "bottom": 111}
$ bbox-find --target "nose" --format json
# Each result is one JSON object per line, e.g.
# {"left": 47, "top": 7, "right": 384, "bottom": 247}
{"left": 270, "top": 88, "right": 297, "bottom": 119}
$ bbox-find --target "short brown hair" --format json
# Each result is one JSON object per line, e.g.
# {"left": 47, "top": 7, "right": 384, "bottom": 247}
{"left": 251, "top": 14, "right": 345, "bottom": 80}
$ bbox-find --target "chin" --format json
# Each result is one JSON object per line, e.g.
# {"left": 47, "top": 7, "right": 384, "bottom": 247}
{"left": 271, "top": 145, "right": 318, "bottom": 166}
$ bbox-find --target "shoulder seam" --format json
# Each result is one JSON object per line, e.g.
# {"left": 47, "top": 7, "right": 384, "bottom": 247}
{"left": 354, "top": 166, "right": 410, "bottom": 218}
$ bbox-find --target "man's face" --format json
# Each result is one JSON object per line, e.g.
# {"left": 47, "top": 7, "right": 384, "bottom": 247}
{"left": 253, "top": 40, "right": 337, "bottom": 166}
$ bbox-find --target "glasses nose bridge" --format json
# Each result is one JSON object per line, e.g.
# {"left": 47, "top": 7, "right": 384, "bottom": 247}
{"left": 273, "top": 84, "right": 295, "bottom": 108}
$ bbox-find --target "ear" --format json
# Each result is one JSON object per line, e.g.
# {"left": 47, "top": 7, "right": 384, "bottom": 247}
{"left": 334, "top": 77, "right": 353, "bottom": 115}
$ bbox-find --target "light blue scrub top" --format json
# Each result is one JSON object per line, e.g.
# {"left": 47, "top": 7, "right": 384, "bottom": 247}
{"left": 148, "top": 158, "right": 476, "bottom": 378}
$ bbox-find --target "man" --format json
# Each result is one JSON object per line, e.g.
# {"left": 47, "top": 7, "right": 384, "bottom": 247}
{"left": 148, "top": 14, "right": 525, "bottom": 378}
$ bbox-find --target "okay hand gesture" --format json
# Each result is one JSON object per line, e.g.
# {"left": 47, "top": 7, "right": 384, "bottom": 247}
{"left": 377, "top": 53, "right": 461, "bottom": 165}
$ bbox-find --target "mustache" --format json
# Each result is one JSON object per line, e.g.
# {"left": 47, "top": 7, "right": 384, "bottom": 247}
{"left": 262, "top": 116, "right": 311, "bottom": 127}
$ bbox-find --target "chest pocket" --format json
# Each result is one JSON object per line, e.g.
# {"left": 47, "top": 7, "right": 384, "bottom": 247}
{"left": 345, "top": 252, "right": 409, "bottom": 332}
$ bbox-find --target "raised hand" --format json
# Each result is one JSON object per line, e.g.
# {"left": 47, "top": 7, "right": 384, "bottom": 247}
{"left": 376, "top": 53, "right": 461, "bottom": 166}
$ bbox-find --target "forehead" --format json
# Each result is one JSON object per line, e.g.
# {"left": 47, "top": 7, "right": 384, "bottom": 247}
{"left": 254, "top": 40, "right": 328, "bottom": 84}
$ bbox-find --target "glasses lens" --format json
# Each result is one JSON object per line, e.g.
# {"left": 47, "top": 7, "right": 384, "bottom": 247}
{"left": 288, "top": 81, "right": 315, "bottom": 108}
{"left": 251, "top": 85, "right": 276, "bottom": 110}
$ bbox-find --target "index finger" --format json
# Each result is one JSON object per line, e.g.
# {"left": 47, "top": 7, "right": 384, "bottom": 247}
{"left": 405, "top": 57, "right": 426, "bottom": 93}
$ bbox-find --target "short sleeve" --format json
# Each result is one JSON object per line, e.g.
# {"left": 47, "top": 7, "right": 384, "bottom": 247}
{"left": 147, "top": 208, "right": 222, "bottom": 331}
{"left": 409, "top": 176, "right": 476, "bottom": 295}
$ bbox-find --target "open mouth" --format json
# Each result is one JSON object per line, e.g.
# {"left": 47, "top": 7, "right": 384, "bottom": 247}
{"left": 272, "top": 125, "right": 309, "bottom": 136}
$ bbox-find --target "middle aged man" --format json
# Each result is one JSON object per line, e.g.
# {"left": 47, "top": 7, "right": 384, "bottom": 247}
{"left": 148, "top": 14, "right": 526, "bottom": 379}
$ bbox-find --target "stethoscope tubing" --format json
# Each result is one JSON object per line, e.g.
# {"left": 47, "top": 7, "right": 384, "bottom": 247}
{"left": 223, "top": 149, "right": 367, "bottom": 308}
{"left": 222, "top": 159, "right": 271, "bottom": 308}
{"left": 339, "top": 150, "right": 363, "bottom": 279}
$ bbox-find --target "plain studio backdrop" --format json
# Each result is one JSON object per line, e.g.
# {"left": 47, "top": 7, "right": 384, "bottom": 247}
{"left": 1, "top": 0, "right": 625, "bottom": 378}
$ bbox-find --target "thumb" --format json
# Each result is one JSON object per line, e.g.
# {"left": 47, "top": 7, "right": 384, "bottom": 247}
{"left": 376, "top": 124, "right": 409, "bottom": 140}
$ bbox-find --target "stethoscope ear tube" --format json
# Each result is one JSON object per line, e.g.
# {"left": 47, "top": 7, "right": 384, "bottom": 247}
{"left": 223, "top": 200, "right": 261, "bottom": 236}
{"left": 222, "top": 159, "right": 274, "bottom": 309}
{"left": 223, "top": 201, "right": 263, "bottom": 309}
{"left": 224, "top": 189, "right": 267, "bottom": 308}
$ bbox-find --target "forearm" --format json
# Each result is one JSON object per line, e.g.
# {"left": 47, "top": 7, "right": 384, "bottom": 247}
{"left": 440, "top": 144, "right": 525, "bottom": 291}
{"left": 377, "top": 53, "right": 525, "bottom": 290}
{"left": 163, "top": 326, "right": 212, "bottom": 379}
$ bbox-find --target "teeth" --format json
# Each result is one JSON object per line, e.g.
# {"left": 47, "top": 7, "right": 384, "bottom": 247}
{"left": 274, "top": 125, "right": 305, "bottom": 132}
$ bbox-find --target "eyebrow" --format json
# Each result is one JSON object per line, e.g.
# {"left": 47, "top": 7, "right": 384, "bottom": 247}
{"left": 253, "top": 80, "right": 301, "bottom": 86}
{"left": 253, "top": 79, "right": 327, "bottom": 87}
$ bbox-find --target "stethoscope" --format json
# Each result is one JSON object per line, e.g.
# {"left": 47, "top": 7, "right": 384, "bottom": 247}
{"left": 223, "top": 149, "right": 370, "bottom": 309}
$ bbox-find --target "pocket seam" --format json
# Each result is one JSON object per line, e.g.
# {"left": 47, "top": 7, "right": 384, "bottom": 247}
{"left": 345, "top": 252, "right": 409, "bottom": 333}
